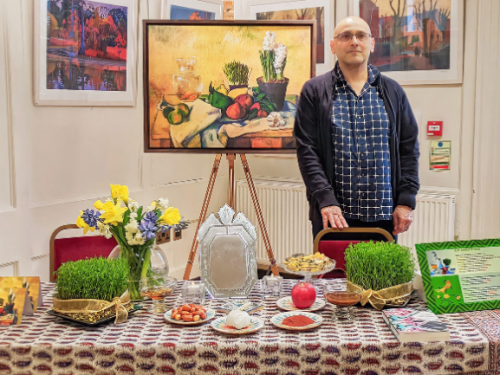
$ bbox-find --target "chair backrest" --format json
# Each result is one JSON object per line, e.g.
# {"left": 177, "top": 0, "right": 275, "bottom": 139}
{"left": 49, "top": 224, "right": 117, "bottom": 281}
{"left": 314, "top": 228, "right": 394, "bottom": 279}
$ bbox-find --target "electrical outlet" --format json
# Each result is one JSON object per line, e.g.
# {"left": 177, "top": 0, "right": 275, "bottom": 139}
{"left": 156, "top": 229, "right": 171, "bottom": 244}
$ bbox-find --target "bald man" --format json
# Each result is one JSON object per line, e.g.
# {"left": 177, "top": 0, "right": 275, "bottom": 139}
{"left": 294, "top": 17, "right": 420, "bottom": 239}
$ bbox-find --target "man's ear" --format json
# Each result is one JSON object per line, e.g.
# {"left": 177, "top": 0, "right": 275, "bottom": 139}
{"left": 370, "top": 37, "right": 375, "bottom": 53}
{"left": 330, "top": 39, "right": 336, "bottom": 54}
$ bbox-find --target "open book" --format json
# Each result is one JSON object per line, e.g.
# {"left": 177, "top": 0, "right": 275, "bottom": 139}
{"left": 382, "top": 308, "right": 450, "bottom": 343}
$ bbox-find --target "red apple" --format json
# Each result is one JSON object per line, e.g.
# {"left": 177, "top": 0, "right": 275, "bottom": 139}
{"left": 291, "top": 282, "right": 316, "bottom": 309}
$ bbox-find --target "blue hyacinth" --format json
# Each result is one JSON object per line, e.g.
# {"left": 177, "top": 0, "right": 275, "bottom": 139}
{"left": 143, "top": 211, "right": 158, "bottom": 223}
{"left": 81, "top": 209, "right": 101, "bottom": 229}
{"left": 138, "top": 219, "right": 158, "bottom": 241}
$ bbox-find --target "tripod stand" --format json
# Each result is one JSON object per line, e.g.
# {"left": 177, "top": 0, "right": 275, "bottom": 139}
{"left": 183, "top": 153, "right": 280, "bottom": 280}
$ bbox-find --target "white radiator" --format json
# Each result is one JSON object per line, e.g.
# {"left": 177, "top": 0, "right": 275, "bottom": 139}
{"left": 236, "top": 179, "right": 455, "bottom": 263}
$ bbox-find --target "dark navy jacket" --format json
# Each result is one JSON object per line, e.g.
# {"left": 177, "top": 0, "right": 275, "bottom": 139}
{"left": 294, "top": 69, "right": 420, "bottom": 225}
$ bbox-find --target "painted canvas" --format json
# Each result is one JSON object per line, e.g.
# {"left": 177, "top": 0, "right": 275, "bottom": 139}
{"left": 0, "top": 287, "right": 27, "bottom": 326}
{"left": 359, "top": 0, "right": 452, "bottom": 72}
{"left": 46, "top": 0, "right": 128, "bottom": 91}
{"left": 170, "top": 5, "right": 216, "bottom": 20}
{"left": 144, "top": 21, "right": 315, "bottom": 153}
{"left": 256, "top": 8, "right": 324, "bottom": 64}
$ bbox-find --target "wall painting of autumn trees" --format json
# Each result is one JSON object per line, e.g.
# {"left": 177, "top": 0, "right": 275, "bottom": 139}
{"left": 35, "top": 0, "right": 137, "bottom": 105}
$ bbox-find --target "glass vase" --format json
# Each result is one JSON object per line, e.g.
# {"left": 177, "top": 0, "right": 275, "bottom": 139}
{"left": 172, "top": 57, "right": 203, "bottom": 102}
{"left": 109, "top": 244, "right": 169, "bottom": 301}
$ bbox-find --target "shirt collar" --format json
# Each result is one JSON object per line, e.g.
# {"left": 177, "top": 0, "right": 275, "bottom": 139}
{"left": 334, "top": 62, "right": 380, "bottom": 86}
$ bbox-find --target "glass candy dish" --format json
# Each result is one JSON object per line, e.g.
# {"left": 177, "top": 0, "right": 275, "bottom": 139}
{"left": 281, "top": 253, "right": 336, "bottom": 283}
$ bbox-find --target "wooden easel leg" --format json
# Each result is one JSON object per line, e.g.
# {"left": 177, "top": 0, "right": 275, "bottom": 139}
{"left": 227, "top": 154, "right": 236, "bottom": 210}
{"left": 183, "top": 154, "right": 222, "bottom": 280}
{"left": 240, "top": 154, "right": 280, "bottom": 276}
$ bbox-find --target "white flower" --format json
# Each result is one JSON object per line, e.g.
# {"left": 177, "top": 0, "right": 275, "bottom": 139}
{"left": 126, "top": 231, "right": 145, "bottom": 246}
{"left": 126, "top": 231, "right": 134, "bottom": 244}
{"left": 125, "top": 219, "right": 139, "bottom": 234}
{"left": 273, "top": 44, "right": 287, "bottom": 74}
{"left": 128, "top": 200, "right": 139, "bottom": 212}
{"left": 97, "top": 221, "right": 113, "bottom": 239}
{"left": 262, "top": 31, "right": 276, "bottom": 51}
{"left": 133, "top": 232, "right": 145, "bottom": 245}
{"left": 144, "top": 205, "right": 155, "bottom": 213}
{"left": 130, "top": 212, "right": 138, "bottom": 219}
{"left": 158, "top": 198, "right": 169, "bottom": 210}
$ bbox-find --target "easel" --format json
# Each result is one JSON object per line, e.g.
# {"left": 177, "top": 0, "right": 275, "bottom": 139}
{"left": 183, "top": 153, "right": 280, "bottom": 280}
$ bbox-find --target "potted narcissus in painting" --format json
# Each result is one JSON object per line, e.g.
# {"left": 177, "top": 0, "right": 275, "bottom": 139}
{"left": 144, "top": 21, "right": 315, "bottom": 153}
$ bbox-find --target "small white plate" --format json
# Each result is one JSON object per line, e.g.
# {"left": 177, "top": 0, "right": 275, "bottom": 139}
{"left": 270, "top": 311, "right": 323, "bottom": 331}
{"left": 276, "top": 296, "right": 326, "bottom": 312}
{"left": 164, "top": 308, "right": 215, "bottom": 325}
{"left": 211, "top": 316, "right": 264, "bottom": 335}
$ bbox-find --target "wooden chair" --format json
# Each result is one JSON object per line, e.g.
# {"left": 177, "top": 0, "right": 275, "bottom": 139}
{"left": 314, "top": 228, "right": 394, "bottom": 279}
{"left": 49, "top": 224, "right": 118, "bottom": 281}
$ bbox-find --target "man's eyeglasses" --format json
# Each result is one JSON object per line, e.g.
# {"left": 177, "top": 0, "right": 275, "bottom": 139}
{"left": 334, "top": 32, "right": 372, "bottom": 43}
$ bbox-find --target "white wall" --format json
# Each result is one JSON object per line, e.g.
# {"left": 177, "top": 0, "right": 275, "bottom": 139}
{"left": 0, "top": 0, "right": 227, "bottom": 280}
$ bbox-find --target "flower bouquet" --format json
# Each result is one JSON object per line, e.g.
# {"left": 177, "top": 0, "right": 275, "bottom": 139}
{"left": 76, "top": 184, "right": 188, "bottom": 300}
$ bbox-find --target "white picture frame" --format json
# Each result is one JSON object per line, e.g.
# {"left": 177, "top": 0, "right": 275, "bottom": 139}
{"left": 244, "top": 0, "right": 334, "bottom": 76}
{"left": 34, "top": 0, "right": 138, "bottom": 106}
{"left": 161, "top": 0, "right": 223, "bottom": 20}
{"left": 349, "top": 0, "right": 464, "bottom": 85}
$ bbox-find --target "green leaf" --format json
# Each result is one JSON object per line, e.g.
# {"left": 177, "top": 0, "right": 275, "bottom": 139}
{"left": 260, "top": 102, "right": 273, "bottom": 114}
{"left": 123, "top": 209, "right": 130, "bottom": 226}
{"left": 252, "top": 86, "right": 260, "bottom": 95}
{"left": 248, "top": 108, "right": 259, "bottom": 120}
{"left": 256, "top": 93, "right": 266, "bottom": 101}
{"left": 136, "top": 206, "right": 143, "bottom": 221}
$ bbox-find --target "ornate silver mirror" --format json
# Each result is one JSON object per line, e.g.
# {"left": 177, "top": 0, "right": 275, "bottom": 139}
{"left": 197, "top": 204, "right": 257, "bottom": 298}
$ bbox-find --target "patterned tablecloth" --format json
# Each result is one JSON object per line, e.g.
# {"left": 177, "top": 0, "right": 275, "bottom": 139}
{"left": 0, "top": 280, "right": 499, "bottom": 375}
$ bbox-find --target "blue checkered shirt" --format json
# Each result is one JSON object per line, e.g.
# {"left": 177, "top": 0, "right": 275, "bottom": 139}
{"left": 331, "top": 63, "right": 393, "bottom": 221}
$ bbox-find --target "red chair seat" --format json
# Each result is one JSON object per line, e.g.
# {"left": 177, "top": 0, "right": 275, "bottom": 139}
{"left": 52, "top": 235, "right": 117, "bottom": 280}
{"left": 314, "top": 228, "right": 394, "bottom": 279}
{"left": 318, "top": 240, "right": 360, "bottom": 278}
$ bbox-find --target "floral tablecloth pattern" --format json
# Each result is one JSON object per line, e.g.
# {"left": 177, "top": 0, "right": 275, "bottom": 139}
{"left": 0, "top": 280, "right": 497, "bottom": 375}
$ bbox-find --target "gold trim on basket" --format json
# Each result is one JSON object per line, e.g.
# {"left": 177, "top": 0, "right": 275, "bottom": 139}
{"left": 347, "top": 280, "right": 413, "bottom": 310}
{"left": 52, "top": 291, "right": 131, "bottom": 323}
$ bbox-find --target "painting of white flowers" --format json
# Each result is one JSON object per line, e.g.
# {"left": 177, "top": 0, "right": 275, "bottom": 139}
{"left": 143, "top": 21, "right": 315, "bottom": 153}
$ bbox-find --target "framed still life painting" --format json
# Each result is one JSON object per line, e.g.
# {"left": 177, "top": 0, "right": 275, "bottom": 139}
{"left": 247, "top": 0, "right": 334, "bottom": 75}
{"left": 350, "top": 0, "right": 464, "bottom": 85}
{"left": 161, "top": 0, "right": 223, "bottom": 20}
{"left": 143, "top": 20, "right": 315, "bottom": 153}
{"left": 34, "top": 0, "right": 137, "bottom": 106}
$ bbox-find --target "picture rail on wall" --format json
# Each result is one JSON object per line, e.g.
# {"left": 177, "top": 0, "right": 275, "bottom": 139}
{"left": 143, "top": 20, "right": 316, "bottom": 153}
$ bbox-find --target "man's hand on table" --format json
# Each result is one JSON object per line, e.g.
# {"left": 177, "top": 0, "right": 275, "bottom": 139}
{"left": 392, "top": 205, "right": 414, "bottom": 236}
{"left": 321, "top": 205, "right": 349, "bottom": 230}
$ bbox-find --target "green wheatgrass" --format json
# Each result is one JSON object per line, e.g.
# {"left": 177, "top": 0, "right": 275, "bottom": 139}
{"left": 345, "top": 241, "right": 415, "bottom": 291}
{"left": 223, "top": 60, "right": 251, "bottom": 86}
{"left": 55, "top": 257, "right": 128, "bottom": 301}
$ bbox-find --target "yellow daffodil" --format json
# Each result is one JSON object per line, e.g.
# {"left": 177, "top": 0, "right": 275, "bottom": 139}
{"left": 110, "top": 184, "right": 129, "bottom": 203}
{"left": 100, "top": 200, "right": 128, "bottom": 226}
{"left": 160, "top": 207, "right": 181, "bottom": 226}
{"left": 76, "top": 211, "right": 95, "bottom": 234}
{"left": 94, "top": 200, "right": 104, "bottom": 210}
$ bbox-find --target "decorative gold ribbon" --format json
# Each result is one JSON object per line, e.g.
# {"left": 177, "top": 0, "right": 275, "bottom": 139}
{"left": 347, "top": 280, "right": 413, "bottom": 310}
{"left": 53, "top": 291, "right": 131, "bottom": 323}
